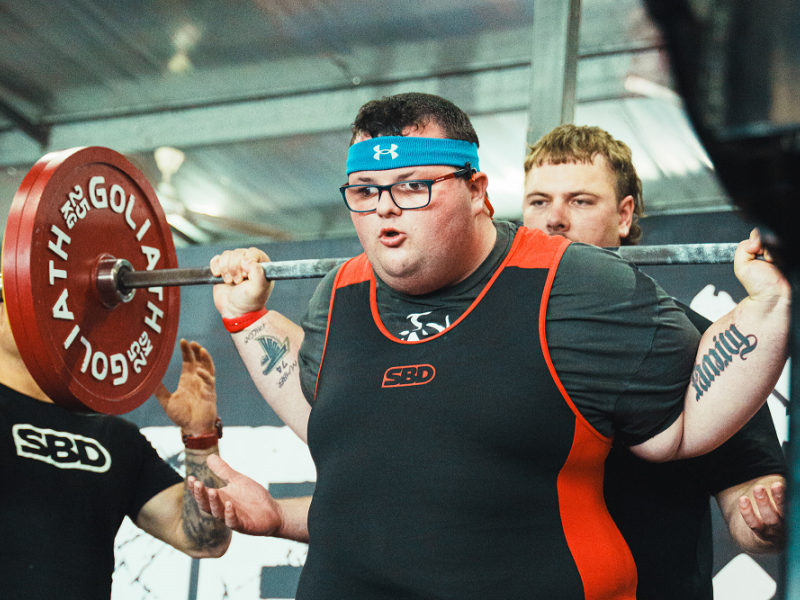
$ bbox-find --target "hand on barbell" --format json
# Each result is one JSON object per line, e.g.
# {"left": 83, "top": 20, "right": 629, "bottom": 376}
{"left": 209, "top": 247, "right": 275, "bottom": 319}
{"left": 734, "top": 229, "right": 791, "bottom": 312}
{"left": 154, "top": 339, "right": 218, "bottom": 437}
{"left": 188, "top": 454, "right": 284, "bottom": 536}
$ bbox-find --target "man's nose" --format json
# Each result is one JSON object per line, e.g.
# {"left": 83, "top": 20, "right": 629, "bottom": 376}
{"left": 375, "top": 188, "right": 402, "bottom": 216}
{"left": 547, "top": 201, "right": 569, "bottom": 231}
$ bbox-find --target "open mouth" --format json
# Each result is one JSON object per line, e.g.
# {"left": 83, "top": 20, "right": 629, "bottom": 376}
{"left": 380, "top": 228, "right": 405, "bottom": 246}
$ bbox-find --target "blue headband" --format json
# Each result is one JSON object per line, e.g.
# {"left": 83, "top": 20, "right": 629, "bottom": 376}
{"left": 346, "top": 136, "right": 480, "bottom": 175}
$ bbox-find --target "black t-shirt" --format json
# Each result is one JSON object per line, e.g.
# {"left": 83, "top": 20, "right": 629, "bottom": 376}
{"left": 0, "top": 383, "right": 182, "bottom": 600}
{"left": 604, "top": 307, "right": 786, "bottom": 600}
{"left": 298, "top": 221, "right": 699, "bottom": 445}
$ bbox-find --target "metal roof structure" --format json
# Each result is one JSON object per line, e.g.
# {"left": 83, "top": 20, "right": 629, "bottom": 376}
{"left": 0, "top": 0, "right": 731, "bottom": 247}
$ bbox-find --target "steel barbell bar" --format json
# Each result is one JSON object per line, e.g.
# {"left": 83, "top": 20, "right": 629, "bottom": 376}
{"left": 0, "top": 242, "right": 741, "bottom": 299}
{"left": 115, "top": 242, "right": 740, "bottom": 291}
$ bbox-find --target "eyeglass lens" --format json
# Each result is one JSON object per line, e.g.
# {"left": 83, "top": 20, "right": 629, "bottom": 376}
{"left": 343, "top": 181, "right": 431, "bottom": 212}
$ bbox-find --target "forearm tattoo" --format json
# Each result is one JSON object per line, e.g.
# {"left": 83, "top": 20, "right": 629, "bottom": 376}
{"left": 242, "top": 322, "right": 267, "bottom": 344}
{"left": 182, "top": 450, "right": 230, "bottom": 549}
{"left": 242, "top": 325, "right": 297, "bottom": 388}
{"left": 253, "top": 334, "right": 296, "bottom": 387}
{"left": 691, "top": 323, "right": 758, "bottom": 400}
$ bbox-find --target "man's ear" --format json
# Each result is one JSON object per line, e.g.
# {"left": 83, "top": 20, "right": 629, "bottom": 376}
{"left": 617, "top": 195, "right": 635, "bottom": 238}
{"left": 468, "top": 172, "right": 490, "bottom": 210}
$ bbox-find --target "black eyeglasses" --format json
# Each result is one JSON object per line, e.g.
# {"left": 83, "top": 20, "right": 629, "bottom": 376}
{"left": 339, "top": 164, "right": 475, "bottom": 213}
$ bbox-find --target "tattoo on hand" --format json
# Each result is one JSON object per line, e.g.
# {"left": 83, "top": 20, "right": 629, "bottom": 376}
{"left": 691, "top": 324, "right": 757, "bottom": 400}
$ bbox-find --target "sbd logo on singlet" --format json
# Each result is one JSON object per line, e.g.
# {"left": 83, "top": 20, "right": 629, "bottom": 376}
{"left": 12, "top": 424, "right": 112, "bottom": 472}
{"left": 382, "top": 364, "right": 436, "bottom": 388}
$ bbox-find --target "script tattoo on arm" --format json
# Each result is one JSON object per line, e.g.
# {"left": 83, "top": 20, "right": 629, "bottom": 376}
{"left": 242, "top": 322, "right": 267, "bottom": 345}
{"left": 691, "top": 323, "right": 758, "bottom": 401}
{"left": 182, "top": 449, "right": 230, "bottom": 549}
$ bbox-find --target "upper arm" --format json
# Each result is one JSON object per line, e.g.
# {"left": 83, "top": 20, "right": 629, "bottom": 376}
{"left": 628, "top": 413, "right": 684, "bottom": 462}
{"left": 547, "top": 244, "right": 698, "bottom": 443}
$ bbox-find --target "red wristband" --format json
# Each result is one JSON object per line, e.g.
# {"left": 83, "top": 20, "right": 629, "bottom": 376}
{"left": 182, "top": 418, "right": 223, "bottom": 450}
{"left": 222, "top": 308, "right": 268, "bottom": 333}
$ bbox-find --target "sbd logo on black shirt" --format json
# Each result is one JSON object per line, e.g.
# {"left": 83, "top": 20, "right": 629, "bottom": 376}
{"left": 382, "top": 364, "right": 436, "bottom": 388}
{"left": 12, "top": 424, "right": 112, "bottom": 472}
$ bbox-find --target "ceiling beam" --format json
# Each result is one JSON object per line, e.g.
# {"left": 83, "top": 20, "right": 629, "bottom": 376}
{"left": 0, "top": 66, "right": 534, "bottom": 166}
{"left": 0, "top": 95, "right": 50, "bottom": 146}
{"left": 527, "top": 0, "right": 583, "bottom": 145}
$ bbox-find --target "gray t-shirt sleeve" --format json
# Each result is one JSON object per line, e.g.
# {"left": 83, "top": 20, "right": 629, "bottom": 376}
{"left": 298, "top": 268, "right": 338, "bottom": 404}
{"left": 546, "top": 243, "right": 701, "bottom": 445}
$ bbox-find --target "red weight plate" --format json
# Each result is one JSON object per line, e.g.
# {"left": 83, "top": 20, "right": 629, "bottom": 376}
{"left": 3, "top": 147, "right": 180, "bottom": 414}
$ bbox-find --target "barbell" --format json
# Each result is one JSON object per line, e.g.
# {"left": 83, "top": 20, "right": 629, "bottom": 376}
{"left": 0, "top": 147, "right": 741, "bottom": 415}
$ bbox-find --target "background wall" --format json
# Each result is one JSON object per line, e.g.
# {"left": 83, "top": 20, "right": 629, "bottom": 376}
{"left": 113, "top": 211, "right": 789, "bottom": 600}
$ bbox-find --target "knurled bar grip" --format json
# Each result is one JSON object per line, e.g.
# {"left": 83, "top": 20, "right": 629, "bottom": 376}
{"left": 115, "top": 242, "right": 739, "bottom": 291}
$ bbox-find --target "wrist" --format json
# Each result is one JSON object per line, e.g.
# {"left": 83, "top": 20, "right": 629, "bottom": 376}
{"left": 741, "top": 293, "right": 791, "bottom": 321}
{"left": 222, "top": 308, "right": 268, "bottom": 333}
{"left": 182, "top": 417, "right": 223, "bottom": 449}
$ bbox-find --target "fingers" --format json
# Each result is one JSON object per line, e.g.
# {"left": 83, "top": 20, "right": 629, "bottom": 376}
{"left": 210, "top": 247, "right": 268, "bottom": 283}
{"left": 188, "top": 474, "right": 244, "bottom": 531}
{"left": 204, "top": 487, "right": 227, "bottom": 520}
{"left": 188, "top": 475, "right": 226, "bottom": 517}
{"left": 737, "top": 228, "right": 779, "bottom": 267}
{"left": 771, "top": 480, "right": 786, "bottom": 515}
{"left": 735, "top": 229, "right": 762, "bottom": 271}
{"left": 210, "top": 247, "right": 273, "bottom": 316}
{"left": 743, "top": 228, "right": 763, "bottom": 254}
{"left": 179, "top": 338, "right": 193, "bottom": 364}
{"left": 739, "top": 484, "right": 786, "bottom": 541}
{"left": 752, "top": 485, "right": 784, "bottom": 526}
{"left": 223, "top": 499, "right": 243, "bottom": 530}
{"left": 179, "top": 339, "right": 215, "bottom": 383}
{"left": 206, "top": 454, "right": 237, "bottom": 483}
{"left": 188, "top": 476, "right": 214, "bottom": 514}
{"left": 195, "top": 343, "right": 215, "bottom": 376}
{"left": 738, "top": 495, "right": 759, "bottom": 529}
{"left": 733, "top": 227, "right": 791, "bottom": 304}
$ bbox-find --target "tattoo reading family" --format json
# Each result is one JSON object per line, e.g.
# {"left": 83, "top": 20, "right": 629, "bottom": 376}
{"left": 692, "top": 323, "right": 757, "bottom": 400}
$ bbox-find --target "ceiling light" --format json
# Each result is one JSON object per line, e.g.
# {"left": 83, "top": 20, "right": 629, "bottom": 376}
{"left": 154, "top": 146, "right": 185, "bottom": 183}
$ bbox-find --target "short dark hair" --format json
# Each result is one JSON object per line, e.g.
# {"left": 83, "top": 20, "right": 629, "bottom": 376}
{"left": 350, "top": 93, "right": 479, "bottom": 146}
{"left": 525, "top": 124, "right": 644, "bottom": 246}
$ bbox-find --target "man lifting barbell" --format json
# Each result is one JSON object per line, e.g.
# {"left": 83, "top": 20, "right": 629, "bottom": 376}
{"left": 0, "top": 96, "right": 789, "bottom": 599}
{"left": 189, "top": 92, "right": 790, "bottom": 599}
{"left": 0, "top": 289, "right": 231, "bottom": 599}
